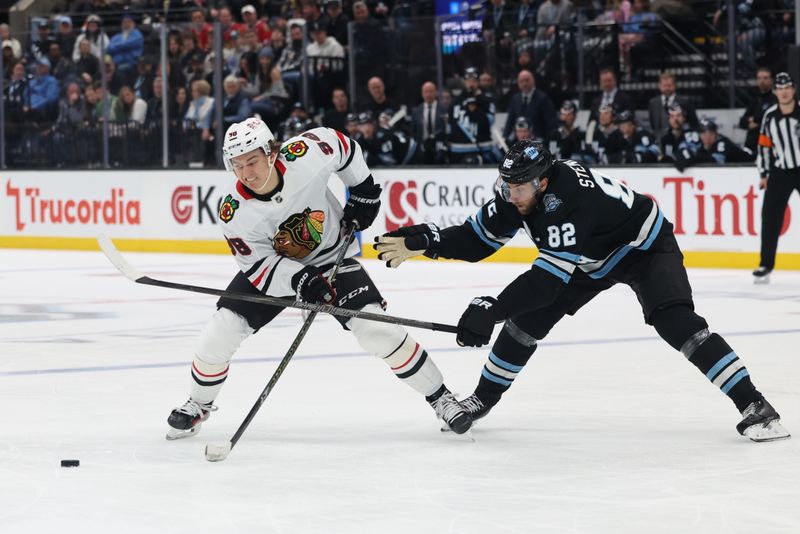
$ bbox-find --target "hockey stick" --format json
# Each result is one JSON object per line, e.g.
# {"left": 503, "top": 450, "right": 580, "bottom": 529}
{"left": 96, "top": 235, "right": 457, "bottom": 334}
{"left": 205, "top": 223, "right": 356, "bottom": 462}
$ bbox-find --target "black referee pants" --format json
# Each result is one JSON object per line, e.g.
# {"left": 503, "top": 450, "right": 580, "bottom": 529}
{"left": 759, "top": 168, "right": 800, "bottom": 270}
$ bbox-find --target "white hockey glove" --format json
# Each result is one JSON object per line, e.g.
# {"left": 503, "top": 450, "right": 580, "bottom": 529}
{"left": 372, "top": 223, "right": 442, "bottom": 268}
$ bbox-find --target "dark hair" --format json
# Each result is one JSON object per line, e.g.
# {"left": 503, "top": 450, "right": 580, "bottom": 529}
{"left": 239, "top": 51, "right": 258, "bottom": 78}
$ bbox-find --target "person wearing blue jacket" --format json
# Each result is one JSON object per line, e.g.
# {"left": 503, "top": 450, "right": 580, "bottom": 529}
{"left": 26, "top": 57, "right": 60, "bottom": 121}
{"left": 106, "top": 14, "right": 143, "bottom": 74}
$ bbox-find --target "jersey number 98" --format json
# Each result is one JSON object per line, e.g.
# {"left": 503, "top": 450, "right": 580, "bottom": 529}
{"left": 226, "top": 236, "right": 252, "bottom": 256}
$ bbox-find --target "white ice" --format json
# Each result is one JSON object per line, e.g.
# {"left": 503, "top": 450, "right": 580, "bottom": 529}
{"left": 1, "top": 249, "right": 799, "bottom": 534}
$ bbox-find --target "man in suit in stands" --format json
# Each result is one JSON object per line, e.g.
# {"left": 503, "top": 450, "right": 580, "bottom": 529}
{"left": 503, "top": 69, "right": 557, "bottom": 143}
{"left": 589, "top": 68, "right": 632, "bottom": 122}
{"left": 648, "top": 71, "right": 698, "bottom": 135}
{"left": 411, "top": 81, "right": 447, "bottom": 164}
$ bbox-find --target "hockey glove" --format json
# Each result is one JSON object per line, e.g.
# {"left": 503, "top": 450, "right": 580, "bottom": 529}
{"left": 373, "top": 223, "right": 443, "bottom": 268}
{"left": 292, "top": 266, "right": 337, "bottom": 304}
{"left": 456, "top": 296, "right": 508, "bottom": 347}
{"left": 343, "top": 179, "right": 382, "bottom": 231}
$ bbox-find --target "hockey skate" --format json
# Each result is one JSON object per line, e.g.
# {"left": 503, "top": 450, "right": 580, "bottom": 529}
{"left": 736, "top": 397, "right": 791, "bottom": 442}
{"left": 441, "top": 394, "right": 494, "bottom": 432}
{"left": 166, "top": 399, "right": 217, "bottom": 440}
{"left": 752, "top": 267, "right": 771, "bottom": 285}
{"left": 429, "top": 390, "right": 473, "bottom": 435}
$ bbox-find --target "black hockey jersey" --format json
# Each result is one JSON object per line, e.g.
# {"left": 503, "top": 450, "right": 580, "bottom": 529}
{"left": 547, "top": 125, "right": 585, "bottom": 160}
{"left": 355, "top": 127, "right": 417, "bottom": 167}
{"left": 605, "top": 128, "right": 661, "bottom": 163}
{"left": 582, "top": 122, "right": 616, "bottom": 165}
{"left": 436, "top": 159, "right": 664, "bottom": 317}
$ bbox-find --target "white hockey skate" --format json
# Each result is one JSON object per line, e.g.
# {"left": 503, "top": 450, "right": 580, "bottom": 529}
{"left": 736, "top": 398, "right": 790, "bottom": 442}
{"left": 166, "top": 399, "right": 217, "bottom": 440}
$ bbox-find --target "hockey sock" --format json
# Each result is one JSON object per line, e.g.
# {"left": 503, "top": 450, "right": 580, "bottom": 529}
{"left": 474, "top": 321, "right": 538, "bottom": 407}
{"left": 349, "top": 306, "right": 444, "bottom": 397}
{"left": 681, "top": 330, "right": 761, "bottom": 412}
{"left": 190, "top": 358, "right": 229, "bottom": 406}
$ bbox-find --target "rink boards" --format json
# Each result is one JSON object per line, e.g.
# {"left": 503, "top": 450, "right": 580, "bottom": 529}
{"left": 1, "top": 165, "right": 799, "bottom": 269}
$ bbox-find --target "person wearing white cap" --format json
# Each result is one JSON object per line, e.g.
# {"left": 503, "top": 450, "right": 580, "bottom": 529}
{"left": 241, "top": 4, "right": 271, "bottom": 43}
{"left": 0, "top": 23, "right": 23, "bottom": 60}
{"left": 72, "top": 14, "right": 109, "bottom": 63}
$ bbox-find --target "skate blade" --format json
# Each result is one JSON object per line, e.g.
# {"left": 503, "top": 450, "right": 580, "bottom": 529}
{"left": 166, "top": 426, "right": 201, "bottom": 441}
{"left": 744, "top": 420, "right": 791, "bottom": 442}
{"left": 441, "top": 420, "right": 480, "bottom": 433}
{"left": 753, "top": 274, "right": 770, "bottom": 285}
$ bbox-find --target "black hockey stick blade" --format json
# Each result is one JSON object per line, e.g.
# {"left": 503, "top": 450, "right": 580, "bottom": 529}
{"left": 96, "top": 235, "right": 458, "bottom": 334}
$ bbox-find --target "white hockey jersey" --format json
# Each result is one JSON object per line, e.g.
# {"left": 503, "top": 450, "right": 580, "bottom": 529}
{"left": 217, "top": 126, "right": 370, "bottom": 297}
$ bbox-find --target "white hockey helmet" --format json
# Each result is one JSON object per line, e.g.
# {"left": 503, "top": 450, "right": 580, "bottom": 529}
{"left": 222, "top": 117, "right": 275, "bottom": 171}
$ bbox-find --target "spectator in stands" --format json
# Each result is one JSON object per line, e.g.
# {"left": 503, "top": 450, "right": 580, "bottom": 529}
{"left": 103, "top": 55, "right": 130, "bottom": 95}
{"left": 605, "top": 109, "right": 660, "bottom": 163}
{"left": 482, "top": 0, "right": 514, "bottom": 67}
{"left": 303, "top": 1, "right": 324, "bottom": 24}
{"left": 548, "top": 100, "right": 584, "bottom": 159}
{"left": 185, "top": 79, "right": 215, "bottom": 142}
{"left": 179, "top": 32, "right": 199, "bottom": 75}
{"left": 75, "top": 38, "right": 100, "bottom": 85}
{"left": 0, "top": 23, "right": 23, "bottom": 61}
{"left": 270, "top": 28, "right": 287, "bottom": 61}
{"left": 171, "top": 85, "right": 190, "bottom": 131}
{"left": 26, "top": 57, "right": 60, "bottom": 122}
{"left": 218, "top": 7, "right": 245, "bottom": 45}
{"left": 48, "top": 42, "right": 75, "bottom": 85}
{"left": 132, "top": 56, "right": 156, "bottom": 101}
{"left": 351, "top": 1, "right": 388, "bottom": 92}
{"left": 618, "top": 0, "right": 657, "bottom": 79}
{"left": 322, "top": 87, "right": 351, "bottom": 132}
{"left": 107, "top": 14, "right": 144, "bottom": 75}
{"left": 739, "top": 67, "right": 777, "bottom": 152}
{"left": 241, "top": 4, "right": 272, "bottom": 44}
{"left": 660, "top": 103, "right": 695, "bottom": 163}
{"left": 589, "top": 68, "right": 632, "bottom": 122}
{"left": 190, "top": 8, "right": 213, "bottom": 52}
{"left": 31, "top": 19, "right": 56, "bottom": 64}
{"left": 2, "top": 41, "right": 17, "bottom": 79}
{"left": 307, "top": 20, "right": 345, "bottom": 60}
{"left": 514, "top": 0, "right": 539, "bottom": 39}
{"left": 534, "top": 0, "right": 574, "bottom": 64}
{"left": 184, "top": 50, "right": 207, "bottom": 94}
{"left": 4, "top": 62, "right": 28, "bottom": 124}
{"left": 516, "top": 49, "right": 534, "bottom": 75}
{"left": 146, "top": 76, "right": 164, "bottom": 125}
{"left": 251, "top": 48, "right": 289, "bottom": 127}
{"left": 57, "top": 81, "right": 85, "bottom": 127}
{"left": 92, "top": 81, "right": 125, "bottom": 122}
{"left": 584, "top": 103, "right": 617, "bottom": 164}
{"left": 648, "top": 71, "right": 697, "bottom": 135}
{"left": 221, "top": 74, "right": 254, "bottom": 132}
{"left": 277, "top": 22, "right": 305, "bottom": 96}
{"left": 411, "top": 81, "right": 447, "bottom": 164}
{"left": 72, "top": 14, "right": 108, "bottom": 63}
{"left": 362, "top": 76, "right": 399, "bottom": 116}
{"left": 83, "top": 83, "right": 100, "bottom": 123}
{"left": 235, "top": 50, "right": 260, "bottom": 97}
{"left": 503, "top": 69, "right": 556, "bottom": 143}
{"left": 55, "top": 16, "right": 76, "bottom": 61}
{"left": 324, "top": 0, "right": 350, "bottom": 47}
{"left": 119, "top": 85, "right": 148, "bottom": 125}
{"left": 712, "top": 0, "right": 767, "bottom": 70}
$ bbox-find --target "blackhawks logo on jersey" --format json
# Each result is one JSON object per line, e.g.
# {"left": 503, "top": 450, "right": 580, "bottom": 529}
{"left": 273, "top": 208, "right": 325, "bottom": 259}
{"left": 219, "top": 194, "right": 240, "bottom": 223}
{"left": 280, "top": 140, "right": 309, "bottom": 161}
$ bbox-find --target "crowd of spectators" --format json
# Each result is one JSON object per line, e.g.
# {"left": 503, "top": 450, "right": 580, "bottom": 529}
{"left": 0, "top": 0, "right": 794, "bottom": 168}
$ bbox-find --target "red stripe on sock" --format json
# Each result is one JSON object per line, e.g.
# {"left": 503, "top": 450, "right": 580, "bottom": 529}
{"left": 192, "top": 362, "right": 230, "bottom": 378}
{"left": 391, "top": 343, "right": 420, "bottom": 371}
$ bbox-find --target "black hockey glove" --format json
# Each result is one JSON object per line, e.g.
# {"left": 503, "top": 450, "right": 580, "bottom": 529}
{"left": 372, "top": 223, "right": 442, "bottom": 268}
{"left": 292, "top": 266, "right": 337, "bottom": 304}
{"left": 456, "top": 296, "right": 508, "bottom": 347}
{"left": 343, "top": 179, "right": 382, "bottom": 231}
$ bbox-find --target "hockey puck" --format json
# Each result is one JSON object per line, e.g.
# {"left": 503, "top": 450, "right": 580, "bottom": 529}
{"left": 60, "top": 459, "right": 80, "bottom": 468}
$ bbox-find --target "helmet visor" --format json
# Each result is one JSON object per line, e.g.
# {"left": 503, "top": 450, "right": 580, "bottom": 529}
{"left": 496, "top": 176, "right": 538, "bottom": 204}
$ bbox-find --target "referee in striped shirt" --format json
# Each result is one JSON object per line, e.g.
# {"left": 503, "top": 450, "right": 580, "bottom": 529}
{"left": 754, "top": 72, "right": 800, "bottom": 283}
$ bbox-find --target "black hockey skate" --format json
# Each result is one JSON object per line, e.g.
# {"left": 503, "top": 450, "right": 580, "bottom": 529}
{"left": 166, "top": 399, "right": 216, "bottom": 440}
{"left": 752, "top": 266, "right": 771, "bottom": 285}
{"left": 429, "top": 389, "right": 473, "bottom": 435}
{"left": 736, "top": 397, "right": 790, "bottom": 442}
{"left": 460, "top": 394, "right": 494, "bottom": 422}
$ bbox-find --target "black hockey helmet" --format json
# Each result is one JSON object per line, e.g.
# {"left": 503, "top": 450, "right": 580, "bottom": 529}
{"left": 775, "top": 72, "right": 794, "bottom": 88}
{"left": 498, "top": 140, "right": 554, "bottom": 186}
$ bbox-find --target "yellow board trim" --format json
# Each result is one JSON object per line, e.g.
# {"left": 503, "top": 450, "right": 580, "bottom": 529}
{"left": 2, "top": 235, "right": 800, "bottom": 270}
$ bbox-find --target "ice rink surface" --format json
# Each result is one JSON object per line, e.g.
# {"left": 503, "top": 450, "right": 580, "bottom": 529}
{"left": 1, "top": 248, "right": 798, "bottom": 534}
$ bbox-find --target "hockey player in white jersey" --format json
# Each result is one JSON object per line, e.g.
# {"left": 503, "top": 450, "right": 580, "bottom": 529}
{"left": 166, "top": 117, "right": 472, "bottom": 438}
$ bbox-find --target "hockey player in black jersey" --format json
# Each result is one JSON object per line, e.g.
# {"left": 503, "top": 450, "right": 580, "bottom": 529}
{"left": 374, "top": 140, "right": 790, "bottom": 442}
{"left": 547, "top": 100, "right": 584, "bottom": 160}
{"left": 674, "top": 117, "right": 753, "bottom": 171}
{"left": 605, "top": 109, "right": 661, "bottom": 164}
{"left": 660, "top": 103, "right": 697, "bottom": 165}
